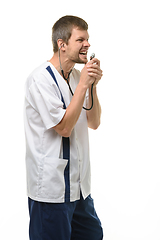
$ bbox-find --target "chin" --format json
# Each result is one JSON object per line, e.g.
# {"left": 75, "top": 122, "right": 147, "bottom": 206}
{"left": 71, "top": 54, "right": 88, "bottom": 64}
{"left": 78, "top": 56, "right": 88, "bottom": 64}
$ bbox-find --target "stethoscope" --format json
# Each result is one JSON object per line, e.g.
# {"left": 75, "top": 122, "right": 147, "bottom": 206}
{"left": 58, "top": 47, "right": 95, "bottom": 111}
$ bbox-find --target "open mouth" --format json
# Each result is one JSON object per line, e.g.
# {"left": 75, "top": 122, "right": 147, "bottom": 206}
{"left": 79, "top": 52, "right": 88, "bottom": 59}
{"left": 79, "top": 50, "right": 87, "bottom": 56}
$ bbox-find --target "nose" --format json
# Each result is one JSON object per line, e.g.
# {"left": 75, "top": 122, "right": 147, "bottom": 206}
{"left": 84, "top": 40, "right": 90, "bottom": 48}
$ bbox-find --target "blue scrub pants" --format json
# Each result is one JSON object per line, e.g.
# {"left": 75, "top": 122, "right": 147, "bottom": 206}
{"left": 28, "top": 193, "right": 103, "bottom": 240}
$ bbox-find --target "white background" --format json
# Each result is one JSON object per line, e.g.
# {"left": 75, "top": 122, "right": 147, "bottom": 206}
{"left": 0, "top": 0, "right": 160, "bottom": 239}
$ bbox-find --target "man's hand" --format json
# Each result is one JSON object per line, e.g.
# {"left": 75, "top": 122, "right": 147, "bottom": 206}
{"left": 80, "top": 58, "right": 103, "bottom": 89}
{"left": 85, "top": 58, "right": 103, "bottom": 130}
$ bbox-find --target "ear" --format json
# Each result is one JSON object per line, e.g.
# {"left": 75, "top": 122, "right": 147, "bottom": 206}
{"left": 57, "top": 39, "right": 65, "bottom": 50}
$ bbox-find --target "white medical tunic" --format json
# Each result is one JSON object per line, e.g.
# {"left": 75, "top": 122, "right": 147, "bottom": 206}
{"left": 24, "top": 61, "right": 91, "bottom": 203}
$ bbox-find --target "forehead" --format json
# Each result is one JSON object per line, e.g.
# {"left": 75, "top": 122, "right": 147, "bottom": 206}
{"left": 70, "top": 27, "right": 89, "bottom": 40}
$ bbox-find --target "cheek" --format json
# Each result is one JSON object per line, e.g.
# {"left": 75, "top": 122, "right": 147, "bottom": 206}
{"left": 68, "top": 43, "right": 82, "bottom": 52}
{"left": 67, "top": 47, "right": 80, "bottom": 58}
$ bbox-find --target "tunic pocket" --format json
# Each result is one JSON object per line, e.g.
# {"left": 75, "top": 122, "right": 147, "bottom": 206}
{"left": 42, "top": 157, "right": 68, "bottom": 200}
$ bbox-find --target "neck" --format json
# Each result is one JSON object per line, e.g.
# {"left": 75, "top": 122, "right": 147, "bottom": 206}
{"left": 49, "top": 52, "right": 75, "bottom": 80}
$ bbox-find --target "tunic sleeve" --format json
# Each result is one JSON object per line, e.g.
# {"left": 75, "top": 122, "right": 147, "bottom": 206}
{"left": 28, "top": 74, "right": 66, "bottom": 130}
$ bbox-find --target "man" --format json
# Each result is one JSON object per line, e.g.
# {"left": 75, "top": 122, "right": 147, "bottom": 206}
{"left": 24, "top": 15, "right": 103, "bottom": 240}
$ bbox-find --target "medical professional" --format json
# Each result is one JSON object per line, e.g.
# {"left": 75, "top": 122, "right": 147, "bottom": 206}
{"left": 24, "top": 15, "right": 103, "bottom": 240}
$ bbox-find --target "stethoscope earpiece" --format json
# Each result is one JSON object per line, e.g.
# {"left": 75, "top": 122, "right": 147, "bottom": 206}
{"left": 59, "top": 44, "right": 64, "bottom": 50}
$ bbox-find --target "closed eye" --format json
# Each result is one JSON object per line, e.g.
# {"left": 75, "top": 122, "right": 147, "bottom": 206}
{"left": 77, "top": 38, "right": 84, "bottom": 42}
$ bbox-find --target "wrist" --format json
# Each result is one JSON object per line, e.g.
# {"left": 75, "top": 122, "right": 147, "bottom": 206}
{"left": 78, "top": 80, "right": 88, "bottom": 93}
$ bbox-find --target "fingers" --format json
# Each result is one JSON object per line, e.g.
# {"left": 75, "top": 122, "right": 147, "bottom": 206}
{"left": 87, "top": 70, "right": 103, "bottom": 79}
{"left": 87, "top": 58, "right": 101, "bottom": 72}
{"left": 89, "top": 58, "right": 100, "bottom": 66}
{"left": 80, "top": 58, "right": 103, "bottom": 89}
{"left": 87, "top": 60, "right": 103, "bottom": 79}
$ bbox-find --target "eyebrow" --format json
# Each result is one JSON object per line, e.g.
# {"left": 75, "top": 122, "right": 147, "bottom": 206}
{"left": 76, "top": 36, "right": 89, "bottom": 41}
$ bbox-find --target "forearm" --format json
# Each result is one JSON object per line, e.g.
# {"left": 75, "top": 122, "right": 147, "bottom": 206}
{"left": 87, "top": 86, "right": 101, "bottom": 129}
{"left": 53, "top": 57, "right": 102, "bottom": 136}
{"left": 53, "top": 82, "right": 87, "bottom": 137}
